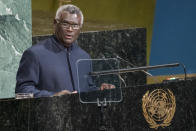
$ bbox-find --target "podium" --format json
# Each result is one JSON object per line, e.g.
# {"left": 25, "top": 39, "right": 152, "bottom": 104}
{"left": 0, "top": 77, "right": 196, "bottom": 131}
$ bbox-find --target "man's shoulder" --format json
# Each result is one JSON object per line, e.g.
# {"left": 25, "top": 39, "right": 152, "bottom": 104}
{"left": 28, "top": 36, "right": 53, "bottom": 52}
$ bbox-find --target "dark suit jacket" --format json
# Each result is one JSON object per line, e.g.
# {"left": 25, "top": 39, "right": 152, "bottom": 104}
{"left": 16, "top": 35, "right": 91, "bottom": 97}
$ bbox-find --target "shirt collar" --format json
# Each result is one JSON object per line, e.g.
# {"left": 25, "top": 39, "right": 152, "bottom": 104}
{"left": 52, "top": 35, "right": 78, "bottom": 51}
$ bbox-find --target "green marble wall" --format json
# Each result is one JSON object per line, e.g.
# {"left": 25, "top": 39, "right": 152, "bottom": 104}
{"left": 0, "top": 0, "right": 32, "bottom": 98}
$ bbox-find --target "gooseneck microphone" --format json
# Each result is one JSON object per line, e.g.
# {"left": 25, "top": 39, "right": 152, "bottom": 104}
{"left": 115, "top": 55, "right": 153, "bottom": 76}
{"left": 89, "top": 63, "right": 180, "bottom": 76}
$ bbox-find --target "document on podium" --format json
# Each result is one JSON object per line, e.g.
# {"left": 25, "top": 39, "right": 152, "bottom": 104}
{"left": 76, "top": 58, "right": 122, "bottom": 104}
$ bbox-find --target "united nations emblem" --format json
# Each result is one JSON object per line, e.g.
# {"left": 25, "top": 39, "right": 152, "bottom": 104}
{"left": 142, "top": 89, "right": 176, "bottom": 129}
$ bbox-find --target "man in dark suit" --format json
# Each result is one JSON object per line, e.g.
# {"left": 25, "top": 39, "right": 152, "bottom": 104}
{"left": 16, "top": 4, "right": 114, "bottom": 98}
{"left": 16, "top": 4, "right": 91, "bottom": 97}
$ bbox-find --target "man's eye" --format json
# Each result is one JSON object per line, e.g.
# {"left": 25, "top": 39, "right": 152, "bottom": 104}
{"left": 73, "top": 25, "right": 79, "bottom": 27}
{"left": 62, "top": 23, "right": 69, "bottom": 26}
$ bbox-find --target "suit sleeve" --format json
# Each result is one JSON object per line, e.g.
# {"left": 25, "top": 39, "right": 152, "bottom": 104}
{"left": 15, "top": 49, "right": 55, "bottom": 97}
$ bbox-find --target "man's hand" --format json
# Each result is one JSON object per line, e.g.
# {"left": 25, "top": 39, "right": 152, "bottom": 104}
{"left": 100, "top": 83, "right": 115, "bottom": 91}
{"left": 53, "top": 90, "right": 77, "bottom": 96}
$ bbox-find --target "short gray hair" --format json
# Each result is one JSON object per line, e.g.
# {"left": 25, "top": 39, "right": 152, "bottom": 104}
{"left": 55, "top": 4, "right": 84, "bottom": 27}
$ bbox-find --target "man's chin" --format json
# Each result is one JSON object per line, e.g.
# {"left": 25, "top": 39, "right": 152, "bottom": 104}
{"left": 63, "top": 40, "right": 73, "bottom": 47}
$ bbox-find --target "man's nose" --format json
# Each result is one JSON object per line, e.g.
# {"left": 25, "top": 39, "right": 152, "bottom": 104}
{"left": 67, "top": 26, "right": 73, "bottom": 31}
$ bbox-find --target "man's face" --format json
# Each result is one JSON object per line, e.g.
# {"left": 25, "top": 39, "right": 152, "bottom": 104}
{"left": 55, "top": 11, "right": 81, "bottom": 47}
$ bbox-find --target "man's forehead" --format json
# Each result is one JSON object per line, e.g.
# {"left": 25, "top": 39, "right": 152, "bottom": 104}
{"left": 61, "top": 11, "right": 79, "bottom": 18}
{"left": 58, "top": 11, "right": 81, "bottom": 25}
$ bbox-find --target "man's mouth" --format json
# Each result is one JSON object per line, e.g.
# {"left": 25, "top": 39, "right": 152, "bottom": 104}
{"left": 65, "top": 34, "right": 73, "bottom": 39}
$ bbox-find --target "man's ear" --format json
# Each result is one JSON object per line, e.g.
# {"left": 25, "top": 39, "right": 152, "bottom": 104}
{"left": 53, "top": 19, "right": 57, "bottom": 33}
{"left": 53, "top": 19, "right": 57, "bottom": 24}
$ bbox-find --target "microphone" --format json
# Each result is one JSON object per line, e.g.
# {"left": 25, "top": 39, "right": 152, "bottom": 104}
{"left": 115, "top": 55, "right": 153, "bottom": 76}
{"left": 99, "top": 54, "right": 127, "bottom": 87}
{"left": 89, "top": 63, "right": 180, "bottom": 76}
